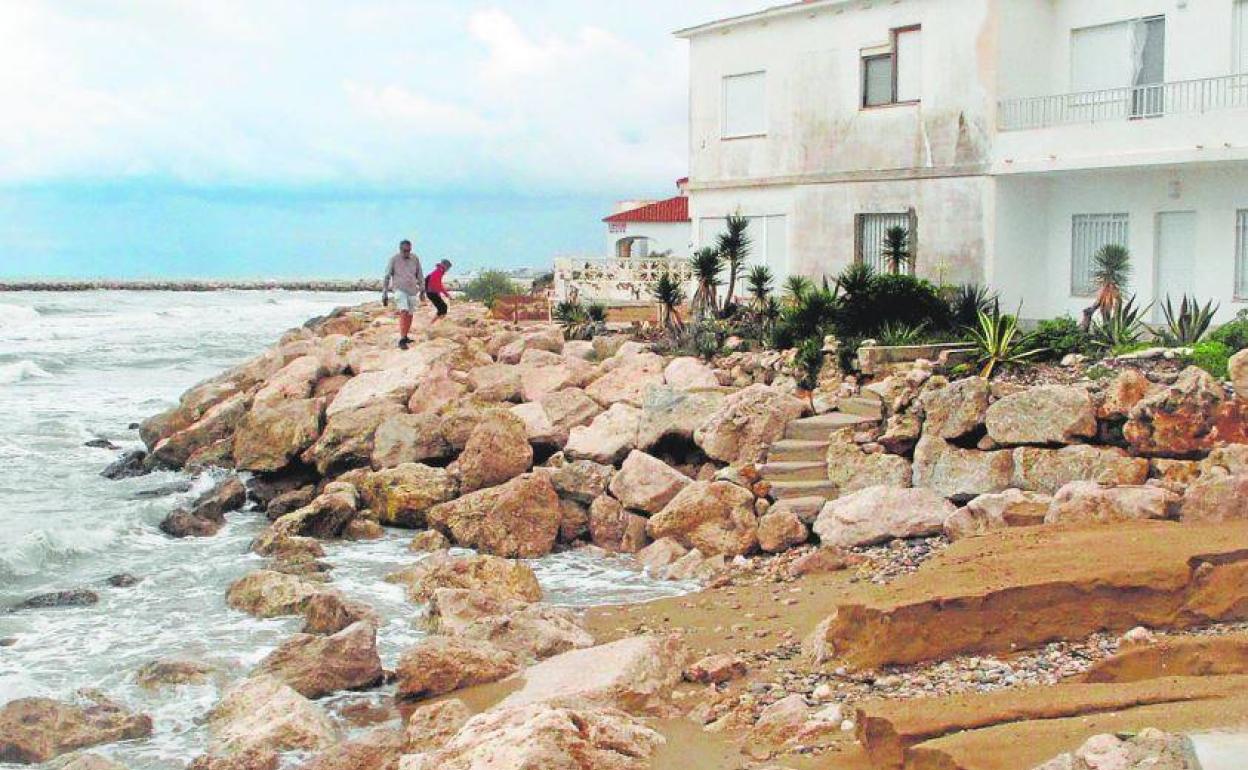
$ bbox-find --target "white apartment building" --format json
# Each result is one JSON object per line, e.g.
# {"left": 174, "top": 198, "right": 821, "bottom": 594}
{"left": 678, "top": 0, "right": 1248, "bottom": 321}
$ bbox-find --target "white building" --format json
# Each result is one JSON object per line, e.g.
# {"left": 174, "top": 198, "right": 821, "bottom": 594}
{"left": 678, "top": 0, "right": 1248, "bottom": 320}
{"left": 603, "top": 178, "right": 693, "bottom": 260}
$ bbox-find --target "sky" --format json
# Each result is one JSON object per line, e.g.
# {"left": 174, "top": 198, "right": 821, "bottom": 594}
{"left": 0, "top": 0, "right": 764, "bottom": 279}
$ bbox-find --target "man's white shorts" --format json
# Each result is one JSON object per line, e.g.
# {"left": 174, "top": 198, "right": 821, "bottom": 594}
{"left": 395, "top": 290, "right": 420, "bottom": 312}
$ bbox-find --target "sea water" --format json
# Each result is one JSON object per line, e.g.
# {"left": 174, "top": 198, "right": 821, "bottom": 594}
{"left": 0, "top": 290, "right": 689, "bottom": 769}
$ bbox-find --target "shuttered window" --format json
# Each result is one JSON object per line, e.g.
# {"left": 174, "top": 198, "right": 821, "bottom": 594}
{"left": 1236, "top": 209, "right": 1248, "bottom": 298}
{"left": 1071, "top": 213, "right": 1129, "bottom": 296}
{"left": 723, "top": 71, "right": 766, "bottom": 138}
{"left": 857, "top": 212, "right": 913, "bottom": 273}
{"left": 861, "top": 27, "right": 921, "bottom": 107}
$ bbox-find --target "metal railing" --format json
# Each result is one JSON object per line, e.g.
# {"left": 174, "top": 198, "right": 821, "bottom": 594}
{"left": 998, "top": 73, "right": 1248, "bottom": 131}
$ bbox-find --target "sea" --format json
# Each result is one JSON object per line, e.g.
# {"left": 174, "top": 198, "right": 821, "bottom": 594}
{"left": 0, "top": 290, "right": 688, "bottom": 769}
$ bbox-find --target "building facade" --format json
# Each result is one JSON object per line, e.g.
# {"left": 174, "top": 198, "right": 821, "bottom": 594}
{"left": 678, "top": 0, "right": 1248, "bottom": 320}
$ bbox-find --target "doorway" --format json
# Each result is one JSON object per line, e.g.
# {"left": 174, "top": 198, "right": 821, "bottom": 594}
{"left": 1153, "top": 211, "right": 1196, "bottom": 322}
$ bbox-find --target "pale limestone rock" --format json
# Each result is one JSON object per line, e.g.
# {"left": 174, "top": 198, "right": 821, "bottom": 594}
{"left": 452, "top": 412, "right": 533, "bottom": 493}
{"left": 647, "top": 481, "right": 759, "bottom": 557}
{"left": 912, "top": 435, "right": 1013, "bottom": 499}
{"left": 608, "top": 450, "right": 692, "bottom": 514}
{"left": 919, "top": 377, "right": 990, "bottom": 440}
{"left": 1045, "top": 481, "right": 1179, "bottom": 525}
{"left": 394, "top": 637, "right": 518, "bottom": 700}
{"left": 826, "top": 428, "right": 911, "bottom": 493}
{"left": 985, "top": 385, "right": 1096, "bottom": 446}
{"left": 206, "top": 675, "right": 337, "bottom": 755}
{"left": 254, "top": 621, "right": 383, "bottom": 699}
{"left": 426, "top": 472, "right": 561, "bottom": 557}
{"left": 564, "top": 403, "right": 640, "bottom": 466}
{"left": 1012, "top": 445, "right": 1150, "bottom": 495}
{"left": 663, "top": 357, "right": 719, "bottom": 389}
{"left": 813, "top": 486, "right": 954, "bottom": 548}
{"left": 694, "top": 384, "right": 805, "bottom": 465}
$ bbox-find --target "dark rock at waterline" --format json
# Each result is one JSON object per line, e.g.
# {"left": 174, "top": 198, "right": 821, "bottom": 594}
{"left": 84, "top": 438, "right": 120, "bottom": 450}
{"left": 132, "top": 480, "right": 194, "bottom": 499}
{"left": 266, "top": 486, "right": 318, "bottom": 520}
{"left": 159, "top": 509, "right": 223, "bottom": 538}
{"left": 158, "top": 475, "right": 246, "bottom": 538}
{"left": 247, "top": 466, "right": 320, "bottom": 508}
{"left": 128, "top": 422, "right": 140, "bottom": 430}
{"left": 10, "top": 589, "right": 99, "bottom": 612}
{"left": 106, "top": 573, "right": 141, "bottom": 588}
{"left": 0, "top": 637, "right": 17, "bottom": 647}
{"left": 101, "top": 449, "right": 149, "bottom": 480}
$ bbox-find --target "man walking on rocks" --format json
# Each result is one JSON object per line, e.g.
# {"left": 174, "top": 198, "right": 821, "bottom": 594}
{"left": 382, "top": 239, "right": 424, "bottom": 349}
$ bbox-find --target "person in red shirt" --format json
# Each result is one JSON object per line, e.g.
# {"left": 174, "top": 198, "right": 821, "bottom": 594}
{"left": 425, "top": 259, "right": 452, "bottom": 323}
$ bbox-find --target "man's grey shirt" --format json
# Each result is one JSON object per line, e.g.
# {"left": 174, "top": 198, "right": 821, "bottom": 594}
{"left": 384, "top": 252, "right": 425, "bottom": 297}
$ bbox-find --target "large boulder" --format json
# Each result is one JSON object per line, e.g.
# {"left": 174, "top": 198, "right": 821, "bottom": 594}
{"left": 635, "top": 386, "right": 726, "bottom": 452}
{"left": 328, "top": 343, "right": 453, "bottom": 416}
{"left": 813, "top": 486, "right": 954, "bottom": 548}
{"left": 254, "top": 621, "right": 383, "bottom": 699}
{"left": 403, "top": 700, "right": 471, "bottom": 754}
{"left": 355, "top": 464, "right": 457, "bottom": 528}
{"left": 225, "top": 571, "right": 322, "bottom": 619}
{"left": 430, "top": 590, "right": 593, "bottom": 662}
{"left": 756, "top": 508, "right": 809, "bottom": 553}
{"left": 511, "top": 388, "right": 600, "bottom": 449}
{"left": 438, "top": 402, "right": 512, "bottom": 453}
{"left": 466, "top": 363, "right": 522, "bottom": 402}
{"left": 297, "top": 729, "right": 403, "bottom": 770}
{"left": 1097, "top": 368, "right": 1157, "bottom": 420}
{"left": 518, "top": 357, "right": 596, "bottom": 403}
{"left": 912, "top": 435, "right": 1013, "bottom": 499}
{"left": 394, "top": 637, "right": 519, "bottom": 700}
{"left": 452, "top": 413, "right": 533, "bottom": 493}
{"left": 985, "top": 385, "right": 1096, "bottom": 446}
{"left": 305, "top": 402, "right": 404, "bottom": 476}
{"left": 206, "top": 675, "right": 338, "bottom": 755}
{"left": 919, "top": 377, "right": 991, "bottom": 440}
{"left": 384, "top": 552, "right": 542, "bottom": 604}
{"left": 496, "top": 634, "right": 689, "bottom": 716}
{"left": 1124, "top": 366, "right": 1230, "bottom": 457}
{"left": 426, "top": 472, "right": 561, "bottom": 557}
{"left": 547, "top": 458, "right": 615, "bottom": 503}
{"left": 646, "top": 481, "right": 758, "bottom": 556}
{"left": 254, "top": 488, "right": 357, "bottom": 551}
{"left": 694, "top": 384, "right": 805, "bottom": 465}
{"left": 588, "top": 496, "right": 649, "bottom": 553}
{"left": 663, "top": 357, "right": 718, "bottom": 389}
{"left": 151, "top": 393, "right": 250, "bottom": 469}
{"left": 300, "top": 591, "right": 379, "bottom": 635}
{"left": 233, "top": 399, "right": 324, "bottom": 472}
{"left": 1044, "top": 481, "right": 1179, "bottom": 525}
{"left": 564, "top": 404, "right": 641, "bottom": 465}
{"left": 370, "top": 413, "right": 451, "bottom": 469}
{"left": 825, "top": 429, "right": 912, "bottom": 493}
{"left": 407, "top": 368, "right": 467, "bottom": 415}
{"left": 1178, "top": 470, "right": 1248, "bottom": 522}
{"left": 135, "top": 658, "right": 214, "bottom": 689}
{"left": 0, "top": 694, "right": 153, "bottom": 764}
{"left": 585, "top": 353, "right": 666, "bottom": 407}
{"left": 399, "top": 703, "right": 664, "bottom": 770}
{"left": 1012, "top": 445, "right": 1150, "bottom": 495}
{"left": 943, "top": 488, "right": 1051, "bottom": 540}
{"left": 608, "top": 450, "right": 692, "bottom": 514}
{"left": 1031, "top": 729, "right": 1200, "bottom": 770}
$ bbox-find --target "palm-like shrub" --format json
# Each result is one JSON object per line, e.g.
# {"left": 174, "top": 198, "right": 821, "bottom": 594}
{"left": 1091, "top": 295, "right": 1151, "bottom": 352}
{"left": 881, "top": 226, "right": 912, "bottom": 275}
{"left": 586, "top": 303, "right": 607, "bottom": 324}
{"left": 746, "top": 265, "right": 774, "bottom": 311}
{"left": 835, "top": 262, "right": 876, "bottom": 297}
{"left": 1081, "top": 244, "right": 1132, "bottom": 329}
{"left": 783, "top": 275, "right": 814, "bottom": 303}
{"left": 553, "top": 300, "right": 593, "bottom": 340}
{"left": 653, "top": 272, "right": 686, "bottom": 337}
{"left": 717, "top": 215, "right": 752, "bottom": 306}
{"left": 772, "top": 285, "right": 839, "bottom": 350}
{"left": 949, "top": 283, "right": 998, "bottom": 329}
{"left": 968, "top": 307, "right": 1041, "bottom": 378}
{"left": 688, "top": 247, "right": 723, "bottom": 322}
{"left": 1157, "top": 295, "right": 1218, "bottom": 346}
{"left": 794, "top": 336, "right": 825, "bottom": 400}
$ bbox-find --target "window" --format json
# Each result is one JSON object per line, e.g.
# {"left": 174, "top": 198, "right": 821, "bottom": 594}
{"left": 1236, "top": 1, "right": 1248, "bottom": 73}
{"left": 1069, "top": 18, "right": 1164, "bottom": 116}
{"left": 861, "top": 27, "right": 921, "bottom": 107}
{"left": 722, "top": 71, "right": 766, "bottom": 138}
{"left": 1236, "top": 210, "right": 1248, "bottom": 299}
{"left": 856, "top": 212, "right": 913, "bottom": 273}
{"left": 1071, "top": 213, "right": 1129, "bottom": 296}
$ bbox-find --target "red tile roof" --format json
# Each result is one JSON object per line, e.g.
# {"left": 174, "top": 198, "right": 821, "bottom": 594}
{"left": 603, "top": 195, "right": 690, "bottom": 224}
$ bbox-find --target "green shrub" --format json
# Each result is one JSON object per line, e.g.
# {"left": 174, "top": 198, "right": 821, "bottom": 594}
{"left": 1029, "top": 316, "right": 1093, "bottom": 362}
{"left": 1209, "top": 309, "right": 1248, "bottom": 351}
{"left": 1189, "top": 340, "right": 1233, "bottom": 379}
{"left": 836, "top": 271, "right": 951, "bottom": 338}
{"left": 463, "top": 270, "right": 520, "bottom": 308}
{"left": 948, "top": 284, "right": 998, "bottom": 329}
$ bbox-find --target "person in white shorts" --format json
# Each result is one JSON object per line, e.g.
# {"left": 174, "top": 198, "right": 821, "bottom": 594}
{"left": 381, "top": 239, "right": 425, "bottom": 349}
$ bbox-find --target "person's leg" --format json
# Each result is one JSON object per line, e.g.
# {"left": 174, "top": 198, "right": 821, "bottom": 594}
{"left": 399, "top": 310, "right": 413, "bottom": 338}
{"left": 429, "top": 293, "right": 447, "bottom": 322}
{"left": 397, "top": 291, "right": 414, "bottom": 348}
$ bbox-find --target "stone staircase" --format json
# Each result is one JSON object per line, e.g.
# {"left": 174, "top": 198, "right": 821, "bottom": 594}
{"left": 759, "top": 392, "right": 886, "bottom": 501}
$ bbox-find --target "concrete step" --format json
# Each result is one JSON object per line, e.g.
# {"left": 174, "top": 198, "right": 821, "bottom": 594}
{"left": 766, "top": 479, "right": 839, "bottom": 501}
{"left": 757, "top": 461, "right": 827, "bottom": 483}
{"left": 837, "top": 396, "right": 885, "bottom": 419}
{"left": 766, "top": 439, "right": 829, "bottom": 464}
{"left": 783, "top": 412, "right": 878, "bottom": 441}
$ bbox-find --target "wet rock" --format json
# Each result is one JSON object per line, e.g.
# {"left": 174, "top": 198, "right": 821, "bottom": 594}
{"left": 370, "top": 413, "right": 451, "bottom": 469}
{"left": 188, "top": 749, "right": 279, "bottom": 770}
{"left": 54, "top": 753, "right": 129, "bottom": 770}
{"left": 131, "top": 480, "right": 193, "bottom": 499}
{"left": 912, "top": 435, "right": 1013, "bottom": 499}
{"left": 451, "top": 413, "right": 533, "bottom": 493}
{"left": 918, "top": 377, "right": 990, "bottom": 440}
{"left": 588, "top": 496, "right": 649, "bottom": 553}
{"left": 151, "top": 393, "right": 250, "bottom": 469}
{"left": 1179, "top": 470, "right": 1248, "bottom": 522}
{"left": 255, "top": 621, "right": 384, "bottom": 699}
{"left": 647, "top": 481, "right": 759, "bottom": 557}
{"left": 813, "top": 486, "right": 954, "bottom": 548}
{"left": 257, "top": 486, "right": 357, "bottom": 549}
{"left": 342, "top": 518, "right": 384, "bottom": 540}
{"left": 426, "top": 472, "right": 561, "bottom": 557}
{"left": 159, "top": 509, "right": 224, "bottom": 538}
{"left": 684, "top": 654, "right": 747, "bottom": 684}
{"left": 399, "top": 703, "right": 664, "bottom": 770}
{"left": 206, "top": 675, "right": 338, "bottom": 755}
{"left": 694, "top": 384, "right": 805, "bottom": 465}
{"left": 100, "top": 449, "right": 148, "bottom": 480}
{"left": 355, "top": 464, "right": 457, "bottom": 529}
{"left": 944, "top": 488, "right": 1051, "bottom": 540}
{"left": 265, "top": 486, "right": 317, "bottom": 519}
{"left": 10, "top": 589, "right": 99, "bottom": 612}
{"left": 757, "top": 508, "right": 809, "bottom": 553}
{"left": 635, "top": 386, "right": 726, "bottom": 452}
{"left": 557, "top": 498, "right": 589, "bottom": 543}
{"left": 297, "top": 729, "right": 402, "bottom": 770}
{"left": 105, "top": 573, "right": 140, "bottom": 588}
{"left": 394, "top": 637, "right": 519, "bottom": 700}
{"left": 635, "top": 537, "right": 688, "bottom": 572}
{"left": 403, "top": 700, "right": 471, "bottom": 754}
{"left": 1011, "top": 445, "right": 1150, "bottom": 495}
{"left": 825, "top": 428, "right": 912, "bottom": 493}
{"left": 985, "top": 385, "right": 1096, "bottom": 446}
{"left": 225, "top": 570, "right": 322, "bottom": 619}
{"left": 585, "top": 352, "right": 666, "bottom": 407}
{"left": 300, "top": 592, "right": 379, "bottom": 635}
{"left": 84, "top": 438, "right": 120, "bottom": 450}
{"left": 233, "top": 399, "right": 324, "bottom": 473}
{"left": 608, "top": 450, "right": 692, "bottom": 514}
{"left": 564, "top": 403, "right": 641, "bottom": 466}
{"left": 384, "top": 552, "right": 542, "bottom": 604}
{"left": 1045, "top": 481, "right": 1179, "bottom": 525}
{"left": 135, "top": 658, "right": 213, "bottom": 689}
{"left": 0, "top": 693, "right": 153, "bottom": 764}
{"left": 547, "top": 459, "right": 615, "bottom": 503}
{"left": 408, "top": 529, "right": 451, "bottom": 552}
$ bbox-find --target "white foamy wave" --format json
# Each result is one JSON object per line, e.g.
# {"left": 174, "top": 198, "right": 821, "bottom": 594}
{"left": 0, "top": 302, "right": 40, "bottom": 327}
{"left": 0, "top": 525, "right": 118, "bottom": 580}
{"left": 0, "top": 360, "right": 53, "bottom": 384}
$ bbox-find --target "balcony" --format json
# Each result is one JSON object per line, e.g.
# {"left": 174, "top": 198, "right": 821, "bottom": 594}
{"left": 998, "top": 73, "right": 1248, "bottom": 131}
{"left": 552, "top": 256, "right": 694, "bottom": 302}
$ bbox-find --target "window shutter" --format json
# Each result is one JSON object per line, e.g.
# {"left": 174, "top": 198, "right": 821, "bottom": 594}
{"left": 863, "top": 55, "right": 894, "bottom": 106}
{"left": 895, "top": 29, "right": 922, "bottom": 102}
{"left": 723, "top": 72, "right": 766, "bottom": 137}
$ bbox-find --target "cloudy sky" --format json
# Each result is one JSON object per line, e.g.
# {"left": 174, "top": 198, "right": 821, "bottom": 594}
{"left": 0, "top": 0, "right": 762, "bottom": 279}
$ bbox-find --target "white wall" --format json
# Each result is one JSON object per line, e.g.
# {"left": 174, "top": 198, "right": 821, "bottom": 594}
{"left": 602, "top": 221, "right": 691, "bottom": 259}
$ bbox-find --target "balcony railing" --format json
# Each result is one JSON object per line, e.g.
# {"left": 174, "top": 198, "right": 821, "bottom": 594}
{"left": 998, "top": 73, "right": 1248, "bottom": 131}
{"left": 552, "top": 256, "right": 694, "bottom": 302}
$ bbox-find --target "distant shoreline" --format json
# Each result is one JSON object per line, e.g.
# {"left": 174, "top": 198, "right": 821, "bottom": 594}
{"left": 0, "top": 279, "right": 383, "bottom": 292}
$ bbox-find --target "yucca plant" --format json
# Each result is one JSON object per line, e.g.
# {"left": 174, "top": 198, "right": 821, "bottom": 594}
{"left": 783, "top": 275, "right": 814, "bottom": 303}
{"left": 553, "top": 300, "right": 593, "bottom": 340}
{"left": 653, "top": 272, "right": 686, "bottom": 337}
{"left": 688, "top": 247, "right": 723, "bottom": 322}
{"left": 949, "top": 283, "right": 998, "bottom": 329}
{"left": 746, "top": 265, "right": 774, "bottom": 311}
{"left": 1081, "top": 244, "right": 1132, "bottom": 329}
{"left": 878, "top": 320, "right": 928, "bottom": 347}
{"left": 836, "top": 262, "right": 876, "bottom": 297}
{"left": 1156, "top": 294, "right": 1218, "bottom": 347}
{"left": 586, "top": 302, "right": 607, "bottom": 324}
{"left": 1091, "top": 295, "right": 1151, "bottom": 352}
{"left": 968, "top": 307, "right": 1042, "bottom": 378}
{"left": 881, "top": 226, "right": 912, "bottom": 275}
{"left": 717, "top": 214, "right": 752, "bottom": 306}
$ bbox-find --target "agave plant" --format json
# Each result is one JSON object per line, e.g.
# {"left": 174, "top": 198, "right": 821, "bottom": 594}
{"left": 552, "top": 300, "right": 593, "bottom": 340}
{"left": 881, "top": 226, "right": 912, "bottom": 275}
{"left": 746, "top": 265, "right": 774, "bottom": 311}
{"left": 968, "top": 307, "right": 1042, "bottom": 379}
{"left": 1091, "top": 295, "right": 1151, "bottom": 352}
{"left": 877, "top": 320, "right": 928, "bottom": 347}
{"left": 717, "top": 214, "right": 752, "bottom": 306}
{"left": 688, "top": 247, "right": 723, "bottom": 322}
{"left": 653, "top": 271, "right": 686, "bottom": 337}
{"left": 949, "top": 283, "right": 999, "bottom": 329}
{"left": 1081, "top": 244, "right": 1132, "bottom": 329}
{"left": 1156, "top": 294, "right": 1218, "bottom": 347}
{"left": 783, "top": 275, "right": 814, "bottom": 303}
